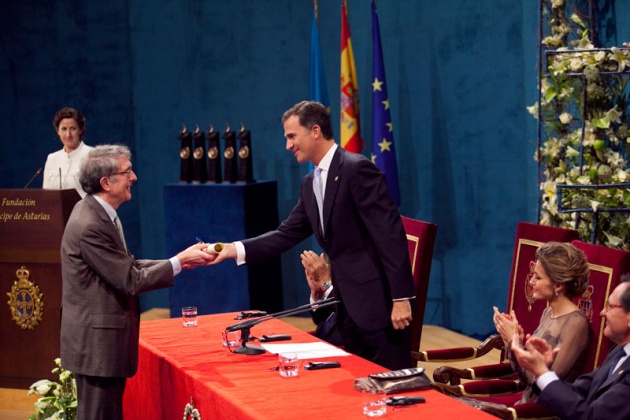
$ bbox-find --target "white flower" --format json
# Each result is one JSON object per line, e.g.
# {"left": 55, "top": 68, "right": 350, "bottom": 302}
{"left": 610, "top": 47, "right": 630, "bottom": 72}
{"left": 559, "top": 112, "right": 573, "bottom": 124}
{"left": 29, "top": 379, "right": 53, "bottom": 396}
{"left": 570, "top": 58, "right": 583, "bottom": 71}
{"left": 590, "top": 200, "right": 601, "bottom": 212}
{"left": 34, "top": 399, "right": 51, "bottom": 410}
{"left": 606, "top": 150, "right": 625, "bottom": 167}
{"left": 577, "top": 175, "right": 591, "bottom": 185}
{"left": 551, "top": 0, "right": 564, "bottom": 8}
{"left": 527, "top": 103, "right": 539, "bottom": 118}
{"left": 606, "top": 106, "right": 623, "bottom": 125}
{"left": 566, "top": 146, "right": 580, "bottom": 157}
{"left": 604, "top": 231, "right": 624, "bottom": 248}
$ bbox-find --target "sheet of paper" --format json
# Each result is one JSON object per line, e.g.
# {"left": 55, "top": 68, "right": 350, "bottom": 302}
{"left": 261, "top": 342, "right": 351, "bottom": 359}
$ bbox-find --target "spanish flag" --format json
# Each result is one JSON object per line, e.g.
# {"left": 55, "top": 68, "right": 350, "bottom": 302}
{"left": 340, "top": 0, "right": 363, "bottom": 153}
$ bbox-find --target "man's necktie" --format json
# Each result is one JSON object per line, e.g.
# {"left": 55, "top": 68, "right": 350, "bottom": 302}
{"left": 114, "top": 216, "right": 128, "bottom": 253}
{"left": 313, "top": 167, "right": 324, "bottom": 233}
{"left": 608, "top": 348, "right": 626, "bottom": 377}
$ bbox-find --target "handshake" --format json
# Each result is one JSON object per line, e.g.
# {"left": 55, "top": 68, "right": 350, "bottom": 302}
{"left": 177, "top": 241, "right": 229, "bottom": 270}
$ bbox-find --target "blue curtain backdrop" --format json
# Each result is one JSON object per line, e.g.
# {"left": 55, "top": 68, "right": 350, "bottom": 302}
{"left": 1, "top": 0, "right": 628, "bottom": 338}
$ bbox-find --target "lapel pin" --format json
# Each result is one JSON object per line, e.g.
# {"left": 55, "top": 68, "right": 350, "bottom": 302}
{"left": 335, "top": 176, "right": 339, "bottom": 182}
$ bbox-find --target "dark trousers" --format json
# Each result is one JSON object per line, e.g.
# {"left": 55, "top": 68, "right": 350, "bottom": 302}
{"left": 75, "top": 373, "right": 126, "bottom": 420}
{"left": 338, "top": 300, "right": 412, "bottom": 371}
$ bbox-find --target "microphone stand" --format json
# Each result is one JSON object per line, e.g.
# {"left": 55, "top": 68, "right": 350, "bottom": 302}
{"left": 23, "top": 167, "right": 43, "bottom": 189}
{"left": 226, "top": 298, "right": 339, "bottom": 355}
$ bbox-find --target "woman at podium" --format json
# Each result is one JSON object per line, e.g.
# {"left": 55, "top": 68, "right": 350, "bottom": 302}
{"left": 43, "top": 107, "right": 93, "bottom": 197}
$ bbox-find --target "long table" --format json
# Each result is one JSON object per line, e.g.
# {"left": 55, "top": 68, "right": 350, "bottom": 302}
{"left": 123, "top": 313, "right": 494, "bottom": 419}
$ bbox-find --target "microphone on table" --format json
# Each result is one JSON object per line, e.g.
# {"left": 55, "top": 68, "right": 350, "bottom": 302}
{"left": 224, "top": 297, "right": 339, "bottom": 355}
{"left": 23, "top": 167, "right": 43, "bottom": 189}
{"left": 58, "top": 167, "right": 62, "bottom": 189}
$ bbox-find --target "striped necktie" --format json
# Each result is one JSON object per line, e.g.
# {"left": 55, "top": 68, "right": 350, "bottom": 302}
{"left": 113, "top": 216, "right": 128, "bottom": 252}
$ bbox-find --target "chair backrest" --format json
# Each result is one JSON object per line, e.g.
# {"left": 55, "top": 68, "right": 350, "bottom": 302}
{"left": 505, "top": 222, "right": 580, "bottom": 337}
{"left": 569, "top": 240, "right": 630, "bottom": 372}
{"left": 401, "top": 216, "right": 438, "bottom": 356}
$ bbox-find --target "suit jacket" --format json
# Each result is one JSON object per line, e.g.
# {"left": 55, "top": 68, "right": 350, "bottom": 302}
{"left": 243, "top": 147, "right": 415, "bottom": 330}
{"left": 60, "top": 195, "right": 174, "bottom": 378}
{"left": 538, "top": 345, "right": 630, "bottom": 420}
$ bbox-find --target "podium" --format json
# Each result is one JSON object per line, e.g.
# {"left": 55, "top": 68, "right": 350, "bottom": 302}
{"left": 164, "top": 182, "right": 283, "bottom": 317}
{"left": 0, "top": 189, "right": 80, "bottom": 388}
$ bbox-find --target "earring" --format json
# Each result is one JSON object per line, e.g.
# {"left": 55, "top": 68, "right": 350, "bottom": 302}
{"left": 554, "top": 290, "right": 559, "bottom": 297}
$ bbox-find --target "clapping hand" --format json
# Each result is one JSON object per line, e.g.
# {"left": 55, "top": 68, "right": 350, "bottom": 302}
{"left": 493, "top": 307, "right": 523, "bottom": 346}
{"left": 300, "top": 250, "right": 330, "bottom": 300}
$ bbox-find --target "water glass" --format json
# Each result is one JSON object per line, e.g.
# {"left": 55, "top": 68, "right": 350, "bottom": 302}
{"left": 182, "top": 306, "right": 198, "bottom": 327}
{"left": 278, "top": 353, "right": 298, "bottom": 377}
{"left": 362, "top": 389, "right": 386, "bottom": 417}
{"left": 222, "top": 330, "right": 240, "bottom": 348}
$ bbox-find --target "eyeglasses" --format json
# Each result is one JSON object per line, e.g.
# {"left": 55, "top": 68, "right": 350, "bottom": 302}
{"left": 604, "top": 302, "right": 624, "bottom": 312}
{"left": 110, "top": 168, "right": 133, "bottom": 177}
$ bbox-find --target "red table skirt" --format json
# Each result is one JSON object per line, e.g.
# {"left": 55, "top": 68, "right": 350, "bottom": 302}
{"left": 123, "top": 313, "right": 494, "bottom": 420}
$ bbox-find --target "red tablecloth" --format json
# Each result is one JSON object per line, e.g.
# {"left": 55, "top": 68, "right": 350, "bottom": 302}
{"left": 123, "top": 313, "right": 494, "bottom": 419}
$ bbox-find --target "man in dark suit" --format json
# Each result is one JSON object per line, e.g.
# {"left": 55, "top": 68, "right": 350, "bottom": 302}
{"left": 211, "top": 101, "right": 415, "bottom": 370}
{"left": 60, "top": 144, "right": 216, "bottom": 420}
{"left": 511, "top": 278, "right": 630, "bottom": 420}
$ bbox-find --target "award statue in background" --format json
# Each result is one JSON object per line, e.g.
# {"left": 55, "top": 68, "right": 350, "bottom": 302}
{"left": 192, "top": 125, "right": 208, "bottom": 183}
{"left": 179, "top": 125, "right": 193, "bottom": 183}
{"left": 237, "top": 124, "right": 254, "bottom": 183}
{"left": 222, "top": 124, "right": 237, "bottom": 183}
{"left": 206, "top": 125, "right": 222, "bottom": 183}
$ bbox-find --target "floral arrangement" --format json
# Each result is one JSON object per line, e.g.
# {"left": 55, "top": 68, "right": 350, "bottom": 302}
{"left": 28, "top": 358, "right": 77, "bottom": 420}
{"left": 531, "top": 0, "right": 630, "bottom": 249}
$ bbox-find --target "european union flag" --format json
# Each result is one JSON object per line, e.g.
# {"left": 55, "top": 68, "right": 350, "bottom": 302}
{"left": 371, "top": 0, "right": 400, "bottom": 207}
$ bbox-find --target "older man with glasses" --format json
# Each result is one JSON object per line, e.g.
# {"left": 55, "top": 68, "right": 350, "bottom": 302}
{"left": 511, "top": 277, "right": 630, "bottom": 420}
{"left": 59, "top": 144, "right": 217, "bottom": 419}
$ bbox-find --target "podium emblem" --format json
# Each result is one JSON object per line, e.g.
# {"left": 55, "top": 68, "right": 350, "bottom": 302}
{"left": 6, "top": 266, "right": 44, "bottom": 330}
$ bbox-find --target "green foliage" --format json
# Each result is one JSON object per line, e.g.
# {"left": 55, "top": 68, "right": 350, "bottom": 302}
{"left": 533, "top": 0, "right": 630, "bottom": 249}
{"left": 28, "top": 358, "right": 77, "bottom": 420}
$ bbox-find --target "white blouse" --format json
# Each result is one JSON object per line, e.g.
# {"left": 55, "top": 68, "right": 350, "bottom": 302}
{"left": 42, "top": 141, "right": 93, "bottom": 197}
